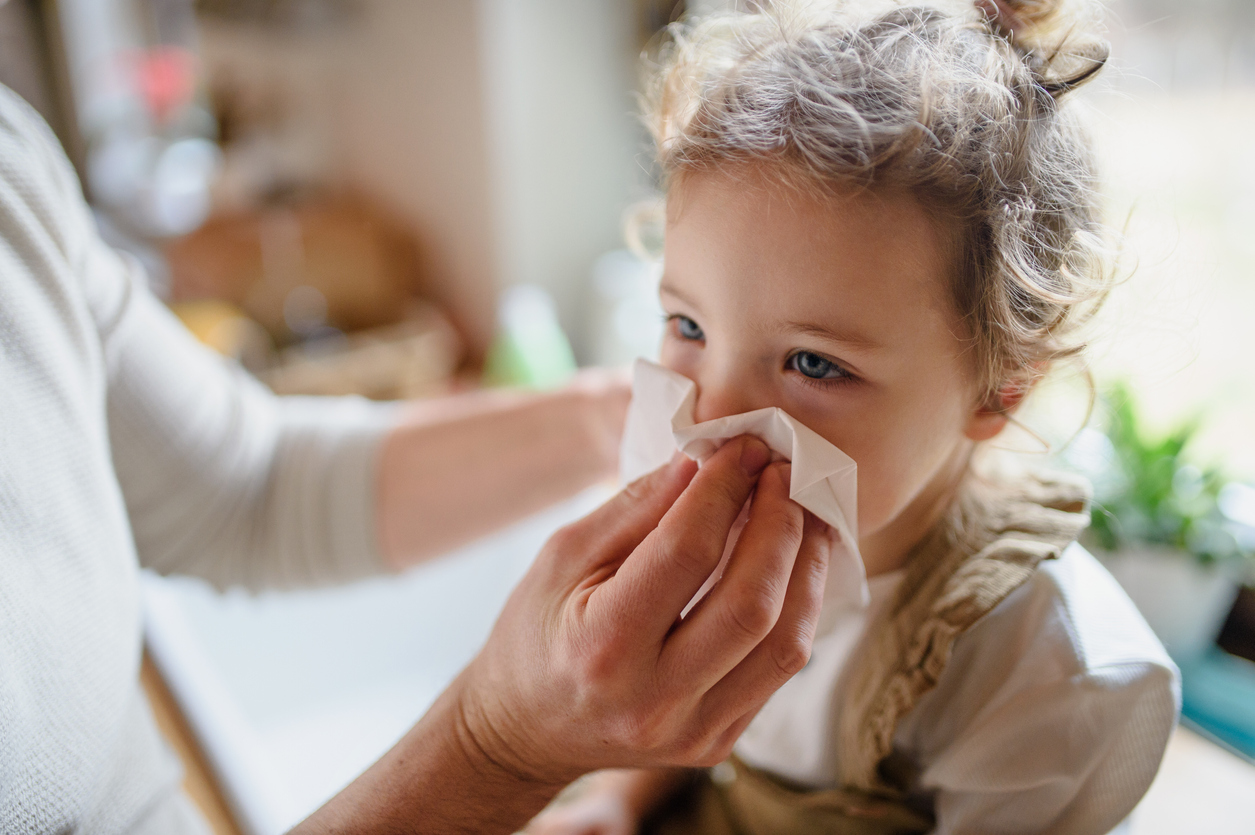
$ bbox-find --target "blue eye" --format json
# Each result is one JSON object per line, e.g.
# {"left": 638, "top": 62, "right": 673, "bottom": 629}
{"left": 671, "top": 315, "right": 705, "bottom": 342}
{"left": 788, "top": 351, "right": 846, "bottom": 380}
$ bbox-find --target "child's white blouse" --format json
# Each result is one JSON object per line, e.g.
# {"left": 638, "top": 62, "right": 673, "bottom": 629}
{"left": 733, "top": 543, "right": 1180, "bottom": 835}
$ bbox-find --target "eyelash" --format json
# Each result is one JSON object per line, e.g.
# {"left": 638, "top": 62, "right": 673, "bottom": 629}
{"left": 664, "top": 314, "right": 859, "bottom": 389}
{"left": 786, "top": 352, "right": 857, "bottom": 390}
{"left": 665, "top": 314, "right": 704, "bottom": 342}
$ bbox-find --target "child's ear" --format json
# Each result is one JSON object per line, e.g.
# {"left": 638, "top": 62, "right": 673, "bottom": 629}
{"left": 964, "top": 376, "right": 1033, "bottom": 442}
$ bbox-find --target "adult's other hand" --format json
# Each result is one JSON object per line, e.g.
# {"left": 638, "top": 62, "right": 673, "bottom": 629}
{"left": 293, "top": 436, "right": 830, "bottom": 835}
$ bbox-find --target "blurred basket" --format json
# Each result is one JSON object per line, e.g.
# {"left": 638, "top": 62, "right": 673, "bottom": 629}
{"left": 260, "top": 305, "right": 461, "bottom": 400}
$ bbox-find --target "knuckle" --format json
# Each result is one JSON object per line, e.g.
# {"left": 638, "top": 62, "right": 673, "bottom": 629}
{"left": 771, "top": 501, "right": 805, "bottom": 544}
{"left": 673, "top": 540, "right": 721, "bottom": 585}
{"left": 620, "top": 473, "right": 653, "bottom": 505}
{"left": 579, "top": 649, "right": 616, "bottom": 688}
{"left": 723, "top": 583, "right": 778, "bottom": 641}
{"left": 544, "top": 522, "right": 585, "bottom": 557}
{"left": 695, "top": 742, "right": 733, "bottom": 769}
{"left": 569, "top": 632, "right": 623, "bottom": 689}
{"left": 554, "top": 641, "right": 614, "bottom": 714}
{"left": 679, "top": 730, "right": 731, "bottom": 769}
{"left": 792, "top": 546, "right": 830, "bottom": 613}
{"left": 802, "top": 528, "right": 831, "bottom": 571}
{"left": 800, "top": 549, "right": 829, "bottom": 599}
{"left": 655, "top": 522, "right": 723, "bottom": 584}
{"left": 754, "top": 497, "right": 803, "bottom": 546}
{"left": 669, "top": 730, "right": 707, "bottom": 766}
{"left": 709, "top": 470, "right": 751, "bottom": 515}
{"left": 770, "top": 633, "right": 812, "bottom": 678}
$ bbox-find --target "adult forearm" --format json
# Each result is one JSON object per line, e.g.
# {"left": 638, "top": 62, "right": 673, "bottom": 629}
{"left": 376, "top": 374, "right": 629, "bottom": 568}
{"left": 289, "top": 671, "right": 564, "bottom": 835}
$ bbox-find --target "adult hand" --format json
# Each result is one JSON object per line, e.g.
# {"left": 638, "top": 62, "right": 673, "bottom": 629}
{"left": 293, "top": 436, "right": 830, "bottom": 835}
{"left": 463, "top": 434, "right": 832, "bottom": 780}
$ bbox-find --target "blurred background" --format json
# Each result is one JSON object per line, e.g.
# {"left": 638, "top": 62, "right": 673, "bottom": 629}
{"left": 0, "top": 0, "right": 689, "bottom": 396}
{"left": 0, "top": 0, "right": 1252, "bottom": 833}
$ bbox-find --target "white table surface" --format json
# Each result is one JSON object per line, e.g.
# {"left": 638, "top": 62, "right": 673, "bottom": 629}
{"left": 1128, "top": 725, "right": 1255, "bottom": 834}
{"left": 144, "top": 487, "right": 612, "bottom": 835}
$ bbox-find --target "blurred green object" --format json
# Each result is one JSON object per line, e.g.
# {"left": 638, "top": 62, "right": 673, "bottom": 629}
{"left": 483, "top": 284, "right": 577, "bottom": 389}
{"left": 1089, "top": 382, "right": 1253, "bottom": 567}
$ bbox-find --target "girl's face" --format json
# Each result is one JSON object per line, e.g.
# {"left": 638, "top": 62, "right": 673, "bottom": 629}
{"left": 660, "top": 166, "right": 1009, "bottom": 575}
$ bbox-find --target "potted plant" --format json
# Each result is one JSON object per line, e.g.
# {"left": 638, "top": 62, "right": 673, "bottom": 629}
{"left": 1077, "top": 383, "right": 1253, "bottom": 661}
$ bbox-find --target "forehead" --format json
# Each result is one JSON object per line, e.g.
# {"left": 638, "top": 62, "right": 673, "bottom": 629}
{"left": 663, "top": 166, "right": 961, "bottom": 343}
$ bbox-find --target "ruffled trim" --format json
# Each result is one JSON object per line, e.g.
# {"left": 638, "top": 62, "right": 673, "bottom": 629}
{"left": 835, "top": 470, "right": 1092, "bottom": 793}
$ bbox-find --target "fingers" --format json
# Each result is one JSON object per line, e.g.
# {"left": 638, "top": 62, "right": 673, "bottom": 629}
{"left": 544, "top": 453, "right": 698, "bottom": 584}
{"left": 590, "top": 436, "right": 771, "bottom": 639}
{"left": 659, "top": 462, "right": 804, "bottom": 689}
{"left": 696, "top": 512, "right": 830, "bottom": 736}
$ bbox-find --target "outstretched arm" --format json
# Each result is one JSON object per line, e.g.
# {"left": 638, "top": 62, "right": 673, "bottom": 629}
{"left": 376, "top": 369, "right": 629, "bottom": 569}
{"left": 292, "top": 438, "right": 832, "bottom": 834}
{"left": 89, "top": 224, "right": 625, "bottom": 588}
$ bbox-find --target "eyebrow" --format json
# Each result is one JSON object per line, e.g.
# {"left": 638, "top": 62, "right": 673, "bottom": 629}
{"left": 660, "top": 279, "right": 881, "bottom": 351}
{"left": 786, "top": 321, "right": 882, "bottom": 351}
{"left": 658, "top": 280, "right": 699, "bottom": 310}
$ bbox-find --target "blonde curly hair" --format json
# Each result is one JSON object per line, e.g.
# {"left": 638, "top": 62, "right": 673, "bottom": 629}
{"left": 644, "top": 0, "right": 1114, "bottom": 401}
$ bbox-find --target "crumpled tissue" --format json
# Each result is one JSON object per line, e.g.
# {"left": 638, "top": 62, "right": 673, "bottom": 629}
{"left": 620, "top": 359, "right": 869, "bottom": 627}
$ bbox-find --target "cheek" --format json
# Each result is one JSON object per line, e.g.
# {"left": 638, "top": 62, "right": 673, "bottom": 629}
{"left": 823, "top": 393, "right": 970, "bottom": 535}
{"left": 851, "top": 440, "right": 931, "bottom": 535}
{"left": 659, "top": 338, "right": 700, "bottom": 378}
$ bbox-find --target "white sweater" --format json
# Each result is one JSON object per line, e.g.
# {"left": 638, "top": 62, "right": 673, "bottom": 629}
{"left": 0, "top": 86, "right": 394, "bottom": 833}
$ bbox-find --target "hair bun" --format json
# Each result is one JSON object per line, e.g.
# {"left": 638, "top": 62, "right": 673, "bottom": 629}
{"left": 976, "top": 0, "right": 1110, "bottom": 96}
{"left": 976, "top": 0, "right": 1032, "bottom": 39}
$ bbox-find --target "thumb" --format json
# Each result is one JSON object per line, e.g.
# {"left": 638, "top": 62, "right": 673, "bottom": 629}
{"left": 545, "top": 453, "right": 698, "bottom": 578}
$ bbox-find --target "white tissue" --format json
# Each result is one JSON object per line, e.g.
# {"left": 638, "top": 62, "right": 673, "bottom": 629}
{"left": 620, "top": 359, "right": 869, "bottom": 625}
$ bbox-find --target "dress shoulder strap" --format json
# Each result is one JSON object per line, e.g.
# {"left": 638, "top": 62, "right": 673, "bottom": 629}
{"left": 834, "top": 470, "right": 1092, "bottom": 792}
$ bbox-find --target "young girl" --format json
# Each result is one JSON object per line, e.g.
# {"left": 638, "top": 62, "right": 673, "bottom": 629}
{"left": 530, "top": 1, "right": 1178, "bottom": 833}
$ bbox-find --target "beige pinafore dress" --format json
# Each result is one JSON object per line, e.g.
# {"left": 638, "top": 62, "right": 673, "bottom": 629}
{"left": 645, "top": 471, "right": 1092, "bottom": 835}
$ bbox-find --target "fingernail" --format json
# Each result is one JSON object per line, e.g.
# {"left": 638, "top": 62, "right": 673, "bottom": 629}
{"left": 740, "top": 438, "right": 770, "bottom": 476}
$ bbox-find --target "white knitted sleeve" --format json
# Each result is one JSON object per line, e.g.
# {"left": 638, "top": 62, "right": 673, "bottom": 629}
{"left": 95, "top": 248, "right": 397, "bottom": 590}
{"left": 99, "top": 249, "right": 397, "bottom": 589}
{"left": 48, "top": 151, "right": 397, "bottom": 590}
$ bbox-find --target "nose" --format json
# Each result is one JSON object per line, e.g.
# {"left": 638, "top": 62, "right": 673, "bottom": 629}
{"left": 691, "top": 365, "right": 767, "bottom": 424}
